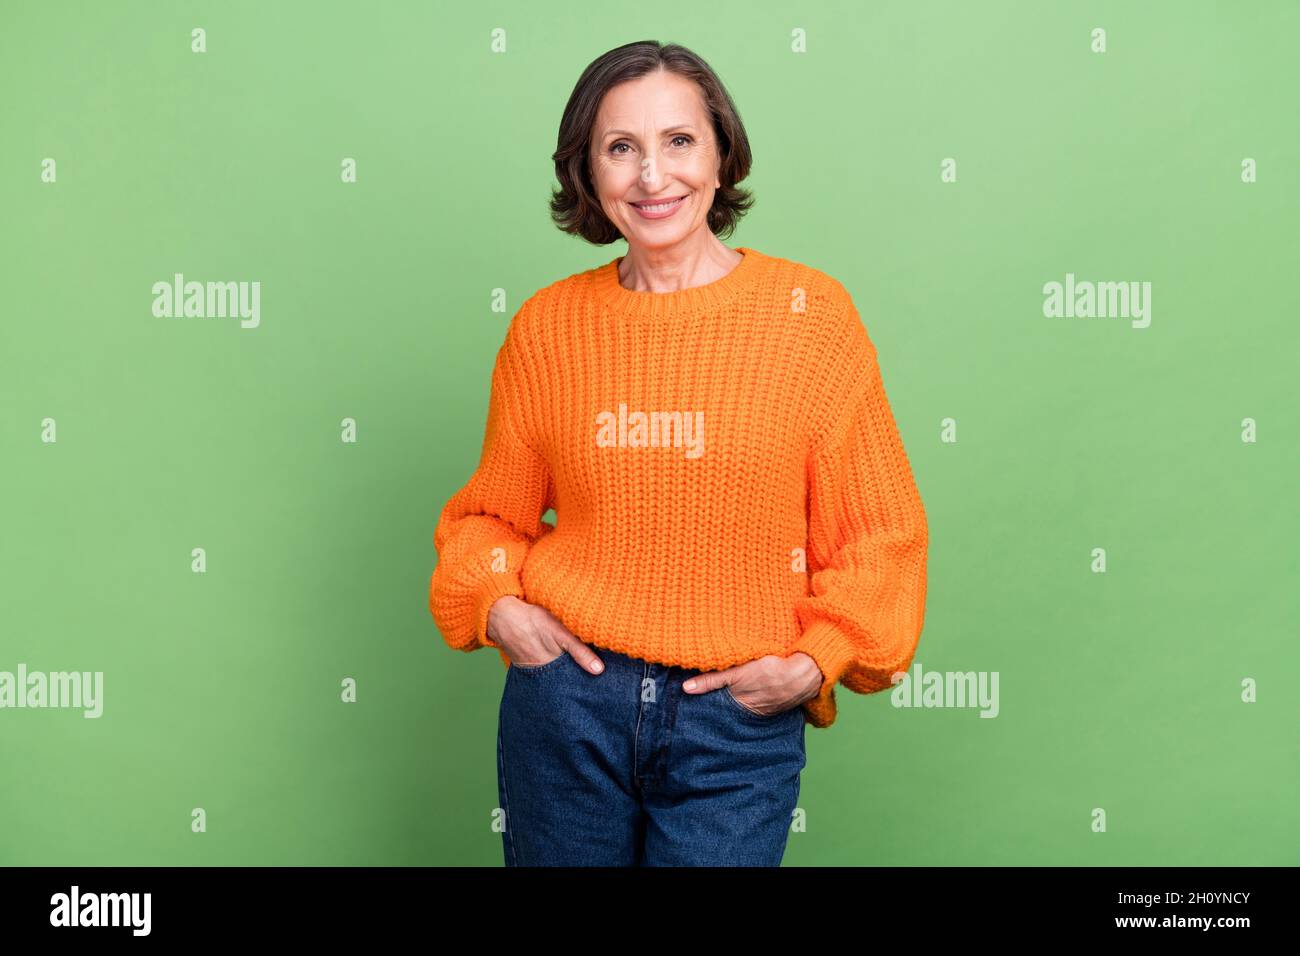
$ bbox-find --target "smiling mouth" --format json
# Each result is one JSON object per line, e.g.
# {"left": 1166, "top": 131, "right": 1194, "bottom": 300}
{"left": 629, "top": 196, "right": 687, "bottom": 211}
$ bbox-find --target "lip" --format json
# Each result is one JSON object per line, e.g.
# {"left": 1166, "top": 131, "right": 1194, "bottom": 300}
{"left": 629, "top": 195, "right": 687, "bottom": 220}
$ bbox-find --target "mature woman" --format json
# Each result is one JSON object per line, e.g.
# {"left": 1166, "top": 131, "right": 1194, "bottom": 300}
{"left": 430, "top": 40, "right": 929, "bottom": 867}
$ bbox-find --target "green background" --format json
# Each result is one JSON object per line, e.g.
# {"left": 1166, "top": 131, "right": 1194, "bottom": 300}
{"left": 1, "top": 0, "right": 1296, "bottom": 866}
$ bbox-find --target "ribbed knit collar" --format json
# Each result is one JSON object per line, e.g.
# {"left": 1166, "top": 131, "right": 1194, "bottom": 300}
{"left": 591, "top": 245, "right": 764, "bottom": 318}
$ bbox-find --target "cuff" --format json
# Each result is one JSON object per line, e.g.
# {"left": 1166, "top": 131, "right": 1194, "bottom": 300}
{"left": 474, "top": 571, "right": 527, "bottom": 652}
{"left": 792, "top": 620, "right": 859, "bottom": 728}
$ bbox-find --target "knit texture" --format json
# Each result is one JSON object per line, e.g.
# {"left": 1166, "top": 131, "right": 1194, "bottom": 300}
{"left": 429, "top": 246, "right": 929, "bottom": 728}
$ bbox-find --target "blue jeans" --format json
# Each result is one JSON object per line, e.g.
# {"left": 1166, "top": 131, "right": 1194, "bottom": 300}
{"left": 496, "top": 645, "right": 807, "bottom": 866}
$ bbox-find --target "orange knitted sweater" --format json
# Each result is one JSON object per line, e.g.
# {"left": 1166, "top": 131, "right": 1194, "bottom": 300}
{"left": 429, "top": 246, "right": 929, "bottom": 728}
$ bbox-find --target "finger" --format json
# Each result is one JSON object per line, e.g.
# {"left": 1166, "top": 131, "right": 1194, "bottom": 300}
{"left": 682, "top": 668, "right": 739, "bottom": 693}
{"left": 550, "top": 624, "right": 604, "bottom": 674}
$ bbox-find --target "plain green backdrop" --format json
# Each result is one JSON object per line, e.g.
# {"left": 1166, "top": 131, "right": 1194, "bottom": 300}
{"left": 1, "top": 0, "right": 1297, "bottom": 866}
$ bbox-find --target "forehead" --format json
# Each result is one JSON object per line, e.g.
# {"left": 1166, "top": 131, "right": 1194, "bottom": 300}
{"left": 592, "top": 71, "right": 707, "bottom": 136}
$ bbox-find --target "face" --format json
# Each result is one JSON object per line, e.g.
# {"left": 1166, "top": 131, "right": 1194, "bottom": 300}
{"left": 588, "top": 69, "right": 722, "bottom": 250}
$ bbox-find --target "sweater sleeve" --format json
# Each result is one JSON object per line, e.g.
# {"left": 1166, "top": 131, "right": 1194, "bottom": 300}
{"left": 429, "top": 313, "right": 555, "bottom": 658}
{"left": 792, "top": 298, "right": 929, "bottom": 728}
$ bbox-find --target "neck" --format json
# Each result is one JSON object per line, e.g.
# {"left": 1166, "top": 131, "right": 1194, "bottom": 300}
{"left": 616, "top": 239, "right": 745, "bottom": 294}
{"left": 591, "top": 243, "right": 763, "bottom": 320}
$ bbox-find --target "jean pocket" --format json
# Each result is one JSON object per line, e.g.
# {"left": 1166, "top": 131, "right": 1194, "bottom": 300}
{"left": 509, "top": 648, "right": 569, "bottom": 674}
{"left": 721, "top": 685, "right": 788, "bottom": 721}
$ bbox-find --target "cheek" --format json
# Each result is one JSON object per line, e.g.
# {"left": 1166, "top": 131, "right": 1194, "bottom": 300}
{"left": 592, "top": 159, "right": 636, "bottom": 196}
{"left": 679, "top": 146, "right": 714, "bottom": 173}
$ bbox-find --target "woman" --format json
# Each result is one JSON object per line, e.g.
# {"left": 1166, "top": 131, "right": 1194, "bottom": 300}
{"left": 429, "top": 40, "right": 929, "bottom": 867}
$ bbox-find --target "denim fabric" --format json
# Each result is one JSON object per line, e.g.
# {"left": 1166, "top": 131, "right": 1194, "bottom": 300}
{"left": 496, "top": 645, "right": 807, "bottom": 866}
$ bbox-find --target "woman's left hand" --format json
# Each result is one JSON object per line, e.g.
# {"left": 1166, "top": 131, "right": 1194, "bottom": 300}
{"left": 681, "top": 652, "right": 824, "bottom": 716}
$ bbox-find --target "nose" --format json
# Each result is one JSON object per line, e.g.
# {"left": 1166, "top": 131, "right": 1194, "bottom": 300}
{"left": 638, "top": 154, "right": 664, "bottom": 190}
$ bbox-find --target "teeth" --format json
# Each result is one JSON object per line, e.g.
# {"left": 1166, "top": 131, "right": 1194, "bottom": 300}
{"left": 636, "top": 198, "right": 682, "bottom": 211}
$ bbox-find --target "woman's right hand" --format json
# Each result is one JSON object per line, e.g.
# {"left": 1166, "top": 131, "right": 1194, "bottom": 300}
{"left": 487, "top": 595, "right": 605, "bottom": 674}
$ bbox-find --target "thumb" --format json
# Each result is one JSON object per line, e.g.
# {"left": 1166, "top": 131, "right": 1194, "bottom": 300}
{"left": 682, "top": 668, "right": 740, "bottom": 694}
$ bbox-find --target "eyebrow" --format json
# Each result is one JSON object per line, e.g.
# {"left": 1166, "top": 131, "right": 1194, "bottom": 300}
{"left": 601, "top": 125, "right": 697, "bottom": 141}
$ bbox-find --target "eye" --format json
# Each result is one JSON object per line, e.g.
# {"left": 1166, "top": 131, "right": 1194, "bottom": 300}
{"left": 609, "top": 136, "right": 691, "bottom": 155}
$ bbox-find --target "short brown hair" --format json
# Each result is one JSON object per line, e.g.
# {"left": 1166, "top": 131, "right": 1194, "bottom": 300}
{"left": 549, "top": 41, "right": 755, "bottom": 245}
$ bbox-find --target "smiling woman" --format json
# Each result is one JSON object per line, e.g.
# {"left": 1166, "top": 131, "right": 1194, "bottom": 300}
{"left": 548, "top": 42, "right": 754, "bottom": 278}
{"left": 587, "top": 76, "right": 727, "bottom": 246}
{"left": 429, "top": 40, "right": 930, "bottom": 869}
